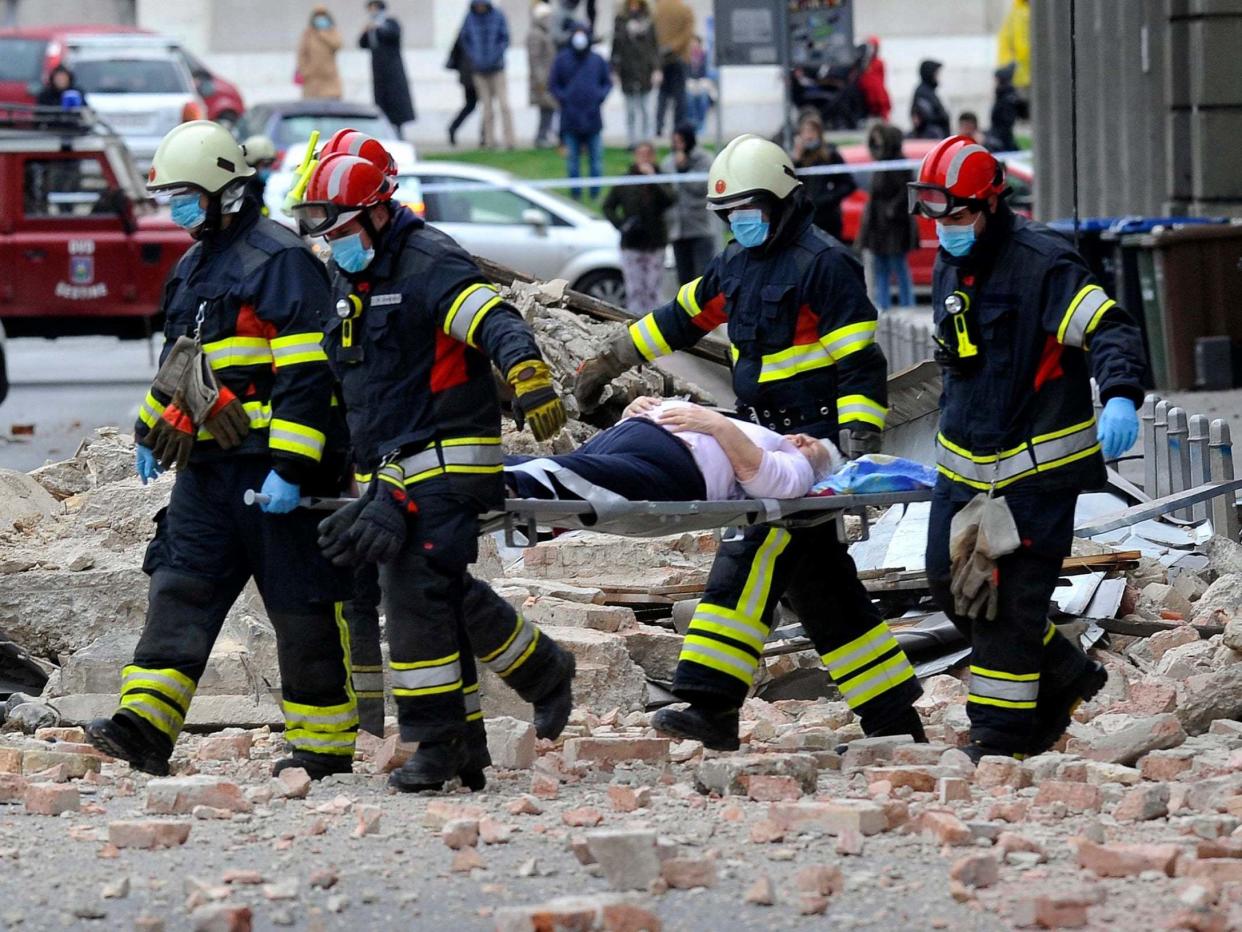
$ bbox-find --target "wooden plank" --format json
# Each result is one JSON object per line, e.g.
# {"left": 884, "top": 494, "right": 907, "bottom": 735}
{"left": 1095, "top": 617, "right": 1223, "bottom": 639}
{"left": 1060, "top": 551, "right": 1142, "bottom": 572}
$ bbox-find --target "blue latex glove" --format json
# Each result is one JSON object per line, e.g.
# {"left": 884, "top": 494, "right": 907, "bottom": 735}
{"left": 259, "top": 470, "right": 301, "bottom": 514}
{"left": 135, "top": 445, "right": 163, "bottom": 485}
{"left": 1098, "top": 397, "right": 1139, "bottom": 462}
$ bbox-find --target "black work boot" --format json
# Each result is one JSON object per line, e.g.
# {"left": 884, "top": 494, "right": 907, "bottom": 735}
{"left": 868, "top": 707, "right": 929, "bottom": 743}
{"left": 532, "top": 651, "right": 576, "bottom": 741}
{"left": 963, "top": 742, "right": 1025, "bottom": 765}
{"left": 1028, "top": 660, "right": 1108, "bottom": 756}
{"left": 388, "top": 737, "right": 470, "bottom": 793}
{"left": 460, "top": 721, "right": 491, "bottom": 793}
{"left": 86, "top": 713, "right": 173, "bottom": 776}
{"left": 272, "top": 751, "right": 354, "bottom": 781}
{"left": 651, "top": 704, "right": 741, "bottom": 751}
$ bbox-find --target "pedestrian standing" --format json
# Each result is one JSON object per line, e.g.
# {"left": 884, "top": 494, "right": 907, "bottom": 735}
{"left": 957, "top": 111, "right": 984, "bottom": 145}
{"left": 682, "top": 35, "right": 715, "bottom": 133}
{"left": 652, "top": 0, "right": 694, "bottom": 137}
{"left": 857, "top": 122, "right": 916, "bottom": 310}
{"left": 549, "top": 23, "right": 612, "bottom": 201}
{"left": 791, "top": 109, "right": 855, "bottom": 242}
{"left": 445, "top": 30, "right": 478, "bottom": 148}
{"left": 910, "top": 136, "right": 1145, "bottom": 762}
{"left": 461, "top": 0, "right": 515, "bottom": 150}
{"left": 610, "top": 0, "right": 660, "bottom": 150}
{"left": 986, "top": 63, "right": 1026, "bottom": 152}
{"left": 297, "top": 6, "right": 343, "bottom": 99}
{"left": 910, "top": 59, "right": 949, "bottom": 139}
{"left": 857, "top": 36, "right": 890, "bottom": 121}
{"left": 359, "top": 1, "right": 416, "bottom": 135}
{"left": 659, "top": 123, "right": 716, "bottom": 282}
{"left": 35, "top": 64, "right": 86, "bottom": 107}
{"left": 527, "top": 3, "right": 559, "bottom": 148}
{"left": 603, "top": 141, "right": 674, "bottom": 314}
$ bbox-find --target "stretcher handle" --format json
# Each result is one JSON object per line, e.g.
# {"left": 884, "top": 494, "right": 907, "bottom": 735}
{"left": 242, "top": 489, "right": 355, "bottom": 511}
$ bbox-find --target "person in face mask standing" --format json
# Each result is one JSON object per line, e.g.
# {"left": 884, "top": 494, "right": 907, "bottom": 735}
{"left": 909, "top": 136, "right": 1146, "bottom": 762}
{"left": 85, "top": 122, "right": 357, "bottom": 781}
{"left": 297, "top": 5, "right": 343, "bottom": 100}
{"left": 549, "top": 23, "right": 612, "bottom": 201}
{"left": 294, "top": 144, "right": 578, "bottom": 793}
{"left": 241, "top": 135, "right": 277, "bottom": 216}
{"left": 790, "top": 109, "right": 855, "bottom": 242}
{"left": 573, "top": 134, "right": 926, "bottom": 752}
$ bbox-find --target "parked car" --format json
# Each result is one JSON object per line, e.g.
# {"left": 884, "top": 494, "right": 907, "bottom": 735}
{"left": 0, "top": 105, "right": 191, "bottom": 338}
{"left": 409, "top": 162, "right": 625, "bottom": 305}
{"left": 838, "top": 138, "right": 1035, "bottom": 288}
{"left": 236, "top": 100, "right": 399, "bottom": 164}
{"left": 0, "top": 26, "right": 243, "bottom": 130}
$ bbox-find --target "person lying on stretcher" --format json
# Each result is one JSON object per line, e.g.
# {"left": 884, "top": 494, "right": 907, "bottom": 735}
{"left": 505, "top": 397, "right": 844, "bottom": 503}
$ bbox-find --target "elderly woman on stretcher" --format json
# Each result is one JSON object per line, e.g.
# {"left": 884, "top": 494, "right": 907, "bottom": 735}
{"left": 505, "top": 397, "right": 845, "bottom": 503}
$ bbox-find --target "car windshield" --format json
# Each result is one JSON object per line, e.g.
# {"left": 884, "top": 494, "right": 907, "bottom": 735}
{"left": 0, "top": 38, "right": 46, "bottom": 83}
{"left": 275, "top": 114, "right": 391, "bottom": 148}
{"left": 73, "top": 58, "right": 188, "bottom": 94}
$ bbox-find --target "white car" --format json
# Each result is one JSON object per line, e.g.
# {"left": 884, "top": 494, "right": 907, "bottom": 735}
{"left": 65, "top": 35, "right": 204, "bottom": 172}
{"left": 408, "top": 162, "right": 625, "bottom": 305}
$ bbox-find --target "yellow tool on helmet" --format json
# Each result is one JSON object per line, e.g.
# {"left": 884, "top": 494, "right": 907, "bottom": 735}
{"left": 281, "top": 129, "right": 321, "bottom": 216}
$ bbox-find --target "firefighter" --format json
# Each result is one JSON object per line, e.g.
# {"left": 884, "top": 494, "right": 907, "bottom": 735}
{"left": 85, "top": 121, "right": 357, "bottom": 779}
{"left": 575, "top": 134, "right": 926, "bottom": 751}
{"left": 908, "top": 136, "right": 1145, "bottom": 761}
{"left": 294, "top": 150, "right": 577, "bottom": 793}
{"left": 241, "top": 134, "right": 277, "bottom": 215}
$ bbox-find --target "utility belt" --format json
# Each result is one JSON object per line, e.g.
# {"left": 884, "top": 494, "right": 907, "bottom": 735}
{"left": 357, "top": 436, "right": 504, "bottom": 487}
{"left": 736, "top": 401, "right": 835, "bottom": 434}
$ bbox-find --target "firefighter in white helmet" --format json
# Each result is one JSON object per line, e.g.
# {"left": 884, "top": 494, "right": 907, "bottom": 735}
{"left": 575, "top": 133, "right": 926, "bottom": 751}
{"left": 85, "top": 121, "right": 356, "bottom": 779}
{"left": 241, "top": 133, "right": 278, "bottom": 214}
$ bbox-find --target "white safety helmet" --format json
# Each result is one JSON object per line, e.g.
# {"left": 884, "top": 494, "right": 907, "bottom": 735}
{"left": 706, "top": 133, "right": 801, "bottom": 212}
{"left": 241, "top": 134, "right": 277, "bottom": 167}
{"left": 147, "top": 120, "right": 254, "bottom": 195}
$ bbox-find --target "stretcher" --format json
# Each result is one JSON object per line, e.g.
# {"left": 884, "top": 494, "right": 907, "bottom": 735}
{"left": 480, "top": 490, "right": 934, "bottom": 547}
{"left": 246, "top": 488, "right": 936, "bottom": 547}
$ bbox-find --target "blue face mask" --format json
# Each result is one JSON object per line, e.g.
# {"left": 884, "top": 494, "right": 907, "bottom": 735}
{"left": 313, "top": 15, "right": 332, "bottom": 29}
{"left": 936, "top": 221, "right": 977, "bottom": 257}
{"left": 169, "top": 193, "right": 206, "bottom": 230}
{"left": 730, "top": 209, "right": 769, "bottom": 248}
{"left": 257, "top": 168, "right": 272, "bottom": 183}
{"left": 331, "top": 232, "right": 375, "bottom": 273}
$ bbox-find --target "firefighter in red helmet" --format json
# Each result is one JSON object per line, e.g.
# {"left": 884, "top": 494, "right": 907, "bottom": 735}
{"left": 295, "top": 150, "right": 576, "bottom": 793}
{"left": 911, "top": 136, "right": 1147, "bottom": 761}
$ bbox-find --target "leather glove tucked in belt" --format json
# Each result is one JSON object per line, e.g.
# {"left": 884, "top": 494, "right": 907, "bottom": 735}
{"left": 572, "top": 332, "right": 642, "bottom": 413}
{"left": 507, "top": 359, "right": 567, "bottom": 442}
{"left": 202, "top": 385, "right": 251, "bottom": 450}
{"left": 840, "top": 427, "right": 883, "bottom": 460}
{"left": 142, "top": 396, "right": 197, "bottom": 471}
{"left": 948, "top": 493, "right": 1022, "bottom": 622}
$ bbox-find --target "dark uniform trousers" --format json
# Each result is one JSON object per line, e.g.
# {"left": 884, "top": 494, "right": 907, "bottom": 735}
{"left": 381, "top": 477, "right": 567, "bottom": 744}
{"left": 343, "top": 564, "right": 385, "bottom": 736}
{"left": 926, "top": 483, "right": 1093, "bottom": 753}
{"left": 121, "top": 458, "right": 357, "bottom": 759}
{"left": 672, "top": 519, "right": 922, "bottom": 732}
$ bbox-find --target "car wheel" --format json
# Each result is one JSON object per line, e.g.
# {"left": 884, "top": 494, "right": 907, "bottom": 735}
{"left": 215, "top": 110, "right": 240, "bottom": 131}
{"left": 574, "top": 270, "right": 626, "bottom": 308}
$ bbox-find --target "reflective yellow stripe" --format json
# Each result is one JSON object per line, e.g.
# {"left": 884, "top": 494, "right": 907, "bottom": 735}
{"left": 392, "top": 680, "right": 464, "bottom": 697}
{"left": 821, "top": 622, "right": 895, "bottom": 679}
{"left": 444, "top": 283, "right": 503, "bottom": 346}
{"left": 138, "top": 391, "right": 166, "bottom": 429}
{"left": 121, "top": 664, "right": 196, "bottom": 707}
{"left": 269, "top": 418, "right": 326, "bottom": 462}
{"left": 196, "top": 400, "right": 272, "bottom": 440}
{"left": 820, "top": 320, "right": 876, "bottom": 361}
{"left": 677, "top": 277, "right": 703, "bottom": 317}
{"left": 1056, "top": 284, "right": 1115, "bottom": 347}
{"left": 681, "top": 635, "right": 760, "bottom": 682}
{"left": 284, "top": 730, "right": 356, "bottom": 755}
{"left": 687, "top": 611, "right": 767, "bottom": 654}
{"left": 970, "top": 666, "right": 1039, "bottom": 682}
{"left": 120, "top": 694, "right": 184, "bottom": 740}
{"left": 736, "top": 529, "right": 790, "bottom": 621}
{"left": 837, "top": 394, "right": 888, "bottom": 429}
{"left": 270, "top": 332, "right": 329, "bottom": 367}
{"left": 1043, "top": 622, "right": 1058, "bottom": 645}
{"left": 968, "top": 695, "right": 1037, "bottom": 710}
{"left": 837, "top": 653, "right": 915, "bottom": 708}
{"left": 755, "top": 341, "right": 834, "bottom": 383}
{"left": 628, "top": 314, "right": 672, "bottom": 362}
{"left": 203, "top": 336, "right": 273, "bottom": 370}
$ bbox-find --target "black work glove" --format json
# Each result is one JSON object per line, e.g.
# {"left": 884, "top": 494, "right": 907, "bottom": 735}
{"left": 317, "top": 494, "right": 368, "bottom": 567}
{"left": 341, "top": 464, "right": 416, "bottom": 565}
{"left": 840, "top": 427, "right": 883, "bottom": 460}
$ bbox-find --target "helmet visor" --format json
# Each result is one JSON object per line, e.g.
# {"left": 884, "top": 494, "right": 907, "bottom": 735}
{"left": 292, "top": 200, "right": 362, "bottom": 237}
{"left": 907, "top": 183, "right": 986, "bottom": 219}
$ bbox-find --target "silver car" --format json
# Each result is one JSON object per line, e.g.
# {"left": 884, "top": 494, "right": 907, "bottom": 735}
{"left": 65, "top": 35, "right": 204, "bottom": 172}
{"left": 408, "top": 162, "right": 625, "bottom": 306}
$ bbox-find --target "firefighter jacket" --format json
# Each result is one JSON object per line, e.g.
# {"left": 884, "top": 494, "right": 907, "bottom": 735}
{"left": 931, "top": 204, "right": 1146, "bottom": 500}
{"left": 323, "top": 205, "right": 545, "bottom": 505}
{"left": 622, "top": 196, "right": 888, "bottom": 441}
{"left": 135, "top": 203, "right": 343, "bottom": 489}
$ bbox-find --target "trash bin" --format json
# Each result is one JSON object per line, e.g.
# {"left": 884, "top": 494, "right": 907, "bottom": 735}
{"left": 1119, "top": 222, "right": 1242, "bottom": 390}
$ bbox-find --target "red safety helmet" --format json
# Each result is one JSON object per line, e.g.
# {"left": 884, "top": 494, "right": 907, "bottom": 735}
{"left": 318, "top": 128, "right": 398, "bottom": 179}
{"left": 907, "top": 135, "right": 1006, "bottom": 219}
{"left": 294, "top": 153, "right": 394, "bottom": 237}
